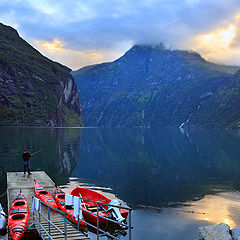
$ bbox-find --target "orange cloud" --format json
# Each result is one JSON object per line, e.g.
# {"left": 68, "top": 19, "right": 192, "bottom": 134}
{"left": 33, "top": 38, "right": 107, "bottom": 70}
{"left": 186, "top": 12, "right": 240, "bottom": 66}
{"left": 39, "top": 38, "right": 64, "bottom": 52}
{"left": 196, "top": 25, "right": 236, "bottom": 52}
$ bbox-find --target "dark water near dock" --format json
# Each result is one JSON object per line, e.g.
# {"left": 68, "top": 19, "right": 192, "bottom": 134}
{"left": 1, "top": 127, "right": 240, "bottom": 239}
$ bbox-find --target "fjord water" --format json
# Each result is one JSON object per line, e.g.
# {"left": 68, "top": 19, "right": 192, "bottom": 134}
{"left": 1, "top": 127, "right": 240, "bottom": 239}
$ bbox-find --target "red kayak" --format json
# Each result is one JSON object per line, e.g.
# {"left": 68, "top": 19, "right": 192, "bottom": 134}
{"left": 34, "top": 181, "right": 58, "bottom": 211}
{"left": 54, "top": 187, "right": 86, "bottom": 229}
{"left": 70, "top": 187, "right": 128, "bottom": 226}
{"left": 8, "top": 193, "right": 29, "bottom": 240}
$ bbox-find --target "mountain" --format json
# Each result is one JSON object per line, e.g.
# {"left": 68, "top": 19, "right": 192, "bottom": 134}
{"left": 0, "top": 23, "right": 82, "bottom": 126}
{"left": 188, "top": 69, "right": 240, "bottom": 127}
{"left": 73, "top": 44, "right": 239, "bottom": 127}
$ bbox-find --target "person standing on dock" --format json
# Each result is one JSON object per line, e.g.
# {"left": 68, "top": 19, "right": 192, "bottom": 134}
{"left": 22, "top": 148, "right": 32, "bottom": 176}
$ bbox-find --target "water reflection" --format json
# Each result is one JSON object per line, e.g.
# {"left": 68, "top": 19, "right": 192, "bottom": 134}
{"left": 0, "top": 127, "right": 82, "bottom": 190}
{"left": 183, "top": 192, "right": 240, "bottom": 227}
{"left": 130, "top": 191, "right": 240, "bottom": 239}
{"left": 72, "top": 128, "right": 240, "bottom": 209}
{"left": 1, "top": 127, "right": 240, "bottom": 239}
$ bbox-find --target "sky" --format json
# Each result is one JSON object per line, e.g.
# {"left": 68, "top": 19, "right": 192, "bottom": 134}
{"left": 1, "top": 0, "right": 240, "bottom": 70}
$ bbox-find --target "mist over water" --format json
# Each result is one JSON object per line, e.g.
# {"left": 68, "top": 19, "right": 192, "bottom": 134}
{"left": 1, "top": 127, "right": 240, "bottom": 239}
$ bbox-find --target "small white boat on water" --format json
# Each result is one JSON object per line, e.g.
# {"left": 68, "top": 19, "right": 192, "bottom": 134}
{"left": 0, "top": 203, "right": 7, "bottom": 232}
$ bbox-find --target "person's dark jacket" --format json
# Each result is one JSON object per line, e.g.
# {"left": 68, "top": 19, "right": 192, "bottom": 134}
{"left": 22, "top": 152, "right": 31, "bottom": 162}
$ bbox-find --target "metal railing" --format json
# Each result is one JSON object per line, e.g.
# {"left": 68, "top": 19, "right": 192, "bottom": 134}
{"left": 77, "top": 197, "right": 132, "bottom": 240}
{"left": 32, "top": 198, "right": 70, "bottom": 240}
{"left": 32, "top": 197, "right": 132, "bottom": 240}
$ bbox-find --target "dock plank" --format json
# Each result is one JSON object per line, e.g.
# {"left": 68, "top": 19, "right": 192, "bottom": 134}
{"left": 7, "top": 171, "right": 56, "bottom": 226}
{"left": 7, "top": 171, "right": 91, "bottom": 240}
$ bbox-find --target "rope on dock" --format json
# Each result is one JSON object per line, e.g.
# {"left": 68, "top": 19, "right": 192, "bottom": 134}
{"left": 27, "top": 220, "right": 35, "bottom": 230}
{"left": 0, "top": 187, "right": 8, "bottom": 198}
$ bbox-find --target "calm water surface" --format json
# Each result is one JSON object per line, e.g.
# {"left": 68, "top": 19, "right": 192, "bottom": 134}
{"left": 1, "top": 127, "right": 240, "bottom": 239}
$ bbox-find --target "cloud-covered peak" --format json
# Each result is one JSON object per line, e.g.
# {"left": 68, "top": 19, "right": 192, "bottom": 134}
{"left": 0, "top": 0, "right": 240, "bottom": 69}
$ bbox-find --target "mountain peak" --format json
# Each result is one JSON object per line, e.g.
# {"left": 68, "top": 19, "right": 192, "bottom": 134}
{"left": 73, "top": 44, "right": 239, "bottom": 127}
{"left": 124, "top": 43, "right": 204, "bottom": 60}
{"left": 127, "top": 43, "right": 167, "bottom": 54}
{"left": 132, "top": 43, "right": 166, "bottom": 50}
{"left": 117, "top": 43, "right": 209, "bottom": 68}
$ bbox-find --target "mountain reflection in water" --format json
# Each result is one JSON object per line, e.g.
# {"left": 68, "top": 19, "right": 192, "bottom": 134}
{"left": 73, "top": 128, "right": 240, "bottom": 207}
{"left": 1, "top": 127, "right": 240, "bottom": 239}
{"left": 0, "top": 127, "right": 82, "bottom": 189}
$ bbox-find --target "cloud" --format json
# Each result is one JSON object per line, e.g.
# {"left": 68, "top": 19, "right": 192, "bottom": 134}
{"left": 33, "top": 38, "right": 123, "bottom": 70}
{"left": 188, "top": 13, "right": 240, "bottom": 66}
{"left": 40, "top": 38, "right": 64, "bottom": 51}
{"left": 0, "top": 0, "right": 240, "bottom": 68}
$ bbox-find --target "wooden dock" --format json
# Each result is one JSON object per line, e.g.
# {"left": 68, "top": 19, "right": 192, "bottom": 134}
{"left": 7, "top": 171, "right": 91, "bottom": 240}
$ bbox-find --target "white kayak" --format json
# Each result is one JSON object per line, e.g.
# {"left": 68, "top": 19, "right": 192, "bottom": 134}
{"left": 0, "top": 203, "right": 7, "bottom": 232}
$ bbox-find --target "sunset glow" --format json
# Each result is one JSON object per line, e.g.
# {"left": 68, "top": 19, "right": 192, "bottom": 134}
{"left": 182, "top": 192, "right": 240, "bottom": 228}
{"left": 33, "top": 39, "right": 106, "bottom": 70}
{"left": 41, "top": 39, "right": 64, "bottom": 51}
{"left": 3, "top": 1, "right": 240, "bottom": 68}
{"left": 189, "top": 21, "right": 240, "bottom": 65}
{"left": 197, "top": 25, "right": 236, "bottom": 50}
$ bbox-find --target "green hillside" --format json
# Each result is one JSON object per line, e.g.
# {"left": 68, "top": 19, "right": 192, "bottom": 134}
{"left": 0, "top": 23, "right": 83, "bottom": 126}
{"left": 73, "top": 44, "right": 239, "bottom": 127}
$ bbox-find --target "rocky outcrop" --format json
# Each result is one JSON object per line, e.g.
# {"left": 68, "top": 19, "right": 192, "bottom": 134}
{"left": 231, "top": 228, "right": 240, "bottom": 240}
{"left": 199, "top": 223, "right": 232, "bottom": 240}
{"left": 198, "top": 223, "right": 240, "bottom": 240}
{"left": 0, "top": 23, "right": 82, "bottom": 126}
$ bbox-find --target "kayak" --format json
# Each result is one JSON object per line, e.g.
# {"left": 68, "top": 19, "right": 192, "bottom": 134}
{"left": 34, "top": 181, "right": 58, "bottom": 211}
{"left": 70, "top": 187, "right": 128, "bottom": 226}
{"left": 54, "top": 187, "right": 86, "bottom": 229}
{"left": 0, "top": 203, "right": 7, "bottom": 232}
{"left": 8, "top": 193, "right": 29, "bottom": 240}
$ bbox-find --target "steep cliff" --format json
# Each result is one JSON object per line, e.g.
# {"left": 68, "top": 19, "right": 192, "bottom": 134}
{"left": 73, "top": 44, "right": 239, "bottom": 127}
{"left": 189, "top": 69, "right": 240, "bottom": 127}
{"left": 0, "top": 23, "right": 82, "bottom": 126}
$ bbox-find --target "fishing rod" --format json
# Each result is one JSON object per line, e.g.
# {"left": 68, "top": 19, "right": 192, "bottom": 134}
{"left": 31, "top": 150, "right": 43, "bottom": 156}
